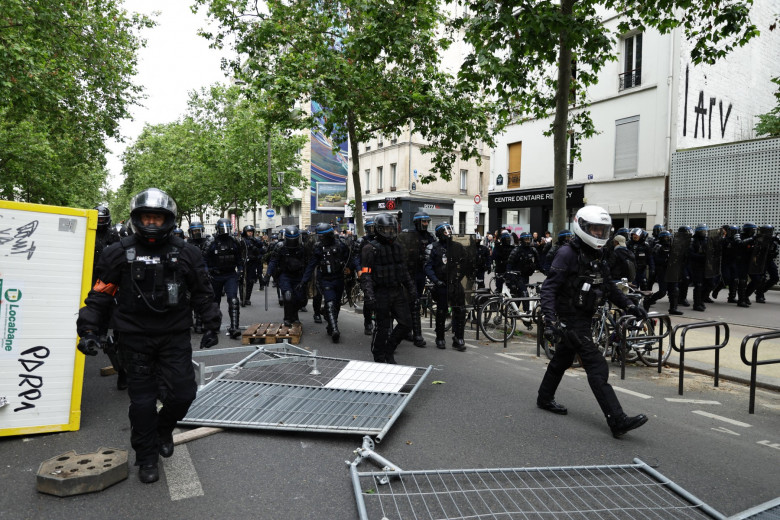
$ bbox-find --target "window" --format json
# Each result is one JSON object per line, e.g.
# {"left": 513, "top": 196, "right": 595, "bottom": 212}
{"left": 619, "top": 33, "right": 642, "bottom": 90}
{"left": 390, "top": 136, "right": 397, "bottom": 145}
{"left": 377, "top": 166, "right": 384, "bottom": 193}
{"left": 614, "top": 116, "right": 639, "bottom": 177}
{"left": 459, "top": 211, "right": 467, "bottom": 234}
{"left": 507, "top": 142, "right": 522, "bottom": 188}
{"left": 390, "top": 163, "right": 397, "bottom": 190}
{"left": 460, "top": 169, "right": 468, "bottom": 194}
{"left": 364, "top": 168, "right": 371, "bottom": 193}
{"left": 365, "top": 143, "right": 371, "bottom": 151}
{"left": 377, "top": 136, "right": 384, "bottom": 148}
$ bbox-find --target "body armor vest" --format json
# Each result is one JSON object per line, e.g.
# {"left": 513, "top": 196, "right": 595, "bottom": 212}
{"left": 566, "top": 243, "right": 607, "bottom": 312}
{"left": 318, "top": 243, "right": 345, "bottom": 278}
{"left": 118, "top": 236, "right": 189, "bottom": 313}
{"left": 721, "top": 236, "right": 738, "bottom": 262}
{"left": 509, "top": 245, "right": 537, "bottom": 276}
{"left": 208, "top": 237, "right": 240, "bottom": 272}
{"left": 652, "top": 243, "right": 671, "bottom": 268}
{"left": 629, "top": 241, "right": 650, "bottom": 268}
{"left": 369, "top": 239, "right": 407, "bottom": 288}
{"left": 279, "top": 246, "right": 306, "bottom": 274}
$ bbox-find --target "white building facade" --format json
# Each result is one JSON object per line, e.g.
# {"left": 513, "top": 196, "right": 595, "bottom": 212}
{"left": 488, "top": 0, "right": 780, "bottom": 235}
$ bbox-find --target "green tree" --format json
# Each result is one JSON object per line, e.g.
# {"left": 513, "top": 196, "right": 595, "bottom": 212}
{"left": 194, "top": 0, "right": 494, "bottom": 234}
{"left": 755, "top": 77, "right": 780, "bottom": 137}
{"left": 117, "top": 84, "right": 306, "bottom": 225}
{"left": 456, "top": 0, "right": 758, "bottom": 234}
{"left": 0, "top": 0, "right": 153, "bottom": 205}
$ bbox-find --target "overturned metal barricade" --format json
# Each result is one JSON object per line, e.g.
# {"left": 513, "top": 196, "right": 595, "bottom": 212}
{"left": 181, "top": 344, "right": 432, "bottom": 443}
{"left": 348, "top": 436, "right": 725, "bottom": 520}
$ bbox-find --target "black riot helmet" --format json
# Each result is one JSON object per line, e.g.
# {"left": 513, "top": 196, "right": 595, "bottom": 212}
{"left": 741, "top": 222, "right": 757, "bottom": 238}
{"left": 678, "top": 225, "right": 692, "bottom": 236}
{"left": 615, "top": 228, "right": 629, "bottom": 239}
{"left": 283, "top": 225, "right": 301, "bottom": 249}
{"left": 364, "top": 217, "right": 375, "bottom": 237}
{"left": 128, "top": 188, "right": 177, "bottom": 245}
{"left": 658, "top": 230, "right": 672, "bottom": 246}
{"left": 694, "top": 223, "right": 708, "bottom": 238}
{"left": 413, "top": 211, "right": 432, "bottom": 233}
{"left": 557, "top": 229, "right": 573, "bottom": 244}
{"left": 95, "top": 205, "right": 111, "bottom": 231}
{"left": 215, "top": 218, "right": 232, "bottom": 237}
{"left": 189, "top": 221, "right": 204, "bottom": 240}
{"left": 652, "top": 224, "right": 664, "bottom": 238}
{"left": 315, "top": 222, "right": 336, "bottom": 245}
{"left": 172, "top": 228, "right": 184, "bottom": 239}
{"left": 242, "top": 224, "right": 255, "bottom": 238}
{"left": 435, "top": 222, "right": 453, "bottom": 243}
{"left": 759, "top": 224, "right": 774, "bottom": 237}
{"left": 499, "top": 230, "right": 513, "bottom": 246}
{"left": 519, "top": 231, "right": 532, "bottom": 246}
{"left": 374, "top": 213, "right": 398, "bottom": 243}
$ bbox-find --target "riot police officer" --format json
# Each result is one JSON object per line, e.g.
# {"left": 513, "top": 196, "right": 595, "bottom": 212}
{"left": 537, "top": 206, "right": 648, "bottom": 438}
{"left": 353, "top": 217, "right": 376, "bottom": 335}
{"left": 474, "top": 234, "right": 492, "bottom": 289}
{"left": 300, "top": 223, "right": 354, "bottom": 342}
{"left": 93, "top": 205, "right": 120, "bottom": 284}
{"left": 403, "top": 211, "right": 435, "bottom": 348}
{"left": 491, "top": 229, "right": 514, "bottom": 293}
{"left": 712, "top": 225, "right": 739, "bottom": 303}
{"left": 361, "top": 213, "right": 416, "bottom": 364}
{"left": 643, "top": 231, "right": 676, "bottom": 313}
{"left": 628, "top": 228, "right": 653, "bottom": 290}
{"left": 240, "top": 225, "right": 265, "bottom": 306}
{"left": 187, "top": 221, "right": 210, "bottom": 333}
{"left": 754, "top": 225, "right": 778, "bottom": 303}
{"left": 204, "top": 218, "right": 243, "bottom": 338}
{"left": 542, "top": 230, "right": 573, "bottom": 275}
{"left": 424, "top": 222, "right": 469, "bottom": 351}
{"left": 77, "top": 188, "right": 221, "bottom": 483}
{"left": 677, "top": 226, "right": 693, "bottom": 307}
{"left": 172, "top": 228, "right": 185, "bottom": 239}
{"left": 736, "top": 222, "right": 758, "bottom": 307}
{"left": 688, "top": 224, "right": 709, "bottom": 311}
{"left": 506, "top": 232, "right": 540, "bottom": 312}
{"left": 264, "top": 225, "right": 309, "bottom": 327}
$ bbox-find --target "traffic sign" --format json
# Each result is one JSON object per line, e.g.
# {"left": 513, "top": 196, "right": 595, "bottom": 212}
{"left": 474, "top": 194, "right": 481, "bottom": 205}
{"left": 474, "top": 213, "right": 480, "bottom": 225}
{"left": 266, "top": 209, "right": 276, "bottom": 218}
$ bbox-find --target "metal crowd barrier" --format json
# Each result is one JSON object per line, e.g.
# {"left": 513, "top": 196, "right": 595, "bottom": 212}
{"left": 671, "top": 321, "right": 730, "bottom": 395}
{"left": 739, "top": 330, "right": 780, "bottom": 414}
{"left": 616, "top": 313, "right": 673, "bottom": 380}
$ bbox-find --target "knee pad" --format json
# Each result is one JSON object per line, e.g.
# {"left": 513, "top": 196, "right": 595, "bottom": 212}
{"left": 284, "top": 290, "right": 293, "bottom": 303}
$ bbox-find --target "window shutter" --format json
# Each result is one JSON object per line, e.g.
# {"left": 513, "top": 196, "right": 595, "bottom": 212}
{"left": 614, "top": 116, "right": 639, "bottom": 177}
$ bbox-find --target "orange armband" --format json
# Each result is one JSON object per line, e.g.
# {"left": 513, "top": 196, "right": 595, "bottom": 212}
{"left": 361, "top": 267, "right": 371, "bottom": 274}
{"left": 93, "top": 279, "right": 118, "bottom": 296}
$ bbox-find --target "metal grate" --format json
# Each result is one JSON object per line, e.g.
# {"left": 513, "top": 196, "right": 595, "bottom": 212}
{"left": 729, "top": 497, "right": 780, "bottom": 520}
{"left": 180, "top": 345, "right": 431, "bottom": 442}
{"left": 349, "top": 438, "right": 725, "bottom": 520}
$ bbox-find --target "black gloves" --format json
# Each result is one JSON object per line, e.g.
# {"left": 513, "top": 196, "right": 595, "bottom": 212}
{"left": 77, "top": 333, "right": 101, "bottom": 356}
{"left": 200, "top": 329, "right": 219, "bottom": 349}
{"left": 626, "top": 305, "right": 648, "bottom": 320}
{"left": 262, "top": 275, "right": 271, "bottom": 286}
{"left": 434, "top": 280, "right": 446, "bottom": 288}
{"left": 543, "top": 321, "right": 562, "bottom": 344}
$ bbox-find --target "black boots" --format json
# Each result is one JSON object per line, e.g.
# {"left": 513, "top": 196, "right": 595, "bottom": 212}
{"left": 451, "top": 307, "right": 467, "bottom": 351}
{"left": 364, "top": 321, "right": 374, "bottom": 336}
{"left": 608, "top": 413, "right": 648, "bottom": 438}
{"left": 227, "top": 298, "right": 241, "bottom": 339}
{"left": 139, "top": 464, "right": 159, "bottom": 483}
{"left": 692, "top": 286, "right": 706, "bottom": 312}
{"left": 452, "top": 338, "right": 466, "bottom": 352}
{"left": 411, "top": 300, "right": 426, "bottom": 348}
{"left": 737, "top": 280, "right": 750, "bottom": 307}
{"left": 159, "top": 432, "right": 174, "bottom": 458}
{"left": 537, "top": 398, "right": 568, "bottom": 415}
{"left": 326, "top": 301, "right": 340, "bottom": 343}
{"left": 668, "top": 289, "right": 683, "bottom": 315}
{"left": 435, "top": 338, "right": 446, "bottom": 349}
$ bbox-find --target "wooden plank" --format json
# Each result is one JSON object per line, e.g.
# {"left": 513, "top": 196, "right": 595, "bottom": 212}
{"left": 173, "top": 427, "right": 224, "bottom": 446}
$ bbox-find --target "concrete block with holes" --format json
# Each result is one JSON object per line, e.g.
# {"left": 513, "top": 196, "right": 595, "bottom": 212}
{"left": 36, "top": 447, "right": 128, "bottom": 496}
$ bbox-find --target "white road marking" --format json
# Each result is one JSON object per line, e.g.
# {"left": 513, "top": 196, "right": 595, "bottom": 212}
{"left": 692, "top": 410, "right": 751, "bottom": 428}
{"left": 712, "top": 427, "right": 740, "bottom": 436}
{"left": 665, "top": 398, "right": 721, "bottom": 405}
{"left": 164, "top": 431, "right": 204, "bottom": 501}
{"left": 494, "top": 353, "right": 530, "bottom": 370}
{"left": 757, "top": 440, "right": 780, "bottom": 451}
{"left": 612, "top": 387, "right": 653, "bottom": 399}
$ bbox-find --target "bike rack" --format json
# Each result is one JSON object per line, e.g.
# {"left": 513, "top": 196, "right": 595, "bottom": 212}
{"left": 739, "top": 330, "right": 780, "bottom": 414}
{"left": 615, "top": 313, "right": 673, "bottom": 380}
{"left": 501, "top": 296, "right": 540, "bottom": 349}
{"left": 671, "top": 321, "right": 730, "bottom": 395}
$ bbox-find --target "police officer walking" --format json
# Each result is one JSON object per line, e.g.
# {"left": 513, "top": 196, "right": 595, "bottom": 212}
{"left": 754, "top": 225, "right": 778, "bottom": 303}
{"left": 77, "top": 188, "right": 221, "bottom": 483}
{"left": 628, "top": 228, "right": 653, "bottom": 290}
{"left": 353, "top": 217, "right": 376, "bottom": 335}
{"left": 299, "top": 223, "right": 354, "bottom": 342}
{"left": 491, "top": 229, "right": 514, "bottom": 293}
{"left": 424, "top": 222, "right": 469, "bottom": 351}
{"left": 688, "top": 224, "right": 710, "bottom": 312}
{"left": 239, "top": 225, "right": 265, "bottom": 306}
{"left": 361, "top": 213, "right": 416, "bottom": 364}
{"left": 643, "top": 230, "right": 677, "bottom": 313}
{"left": 537, "top": 206, "right": 648, "bottom": 438}
{"left": 204, "top": 218, "right": 243, "bottom": 339}
{"left": 263, "top": 225, "right": 309, "bottom": 327}
{"left": 403, "top": 211, "right": 435, "bottom": 348}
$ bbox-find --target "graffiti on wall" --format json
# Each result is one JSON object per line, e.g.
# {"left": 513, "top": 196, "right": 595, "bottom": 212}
{"left": 682, "top": 64, "right": 733, "bottom": 140}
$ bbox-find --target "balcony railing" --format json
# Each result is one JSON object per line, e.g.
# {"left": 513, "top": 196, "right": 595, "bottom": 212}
{"left": 619, "top": 68, "right": 642, "bottom": 91}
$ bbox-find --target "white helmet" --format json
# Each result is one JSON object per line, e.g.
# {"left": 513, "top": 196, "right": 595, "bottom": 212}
{"left": 572, "top": 205, "right": 612, "bottom": 250}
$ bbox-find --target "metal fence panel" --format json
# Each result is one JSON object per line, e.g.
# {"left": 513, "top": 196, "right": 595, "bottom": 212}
{"left": 181, "top": 345, "right": 431, "bottom": 443}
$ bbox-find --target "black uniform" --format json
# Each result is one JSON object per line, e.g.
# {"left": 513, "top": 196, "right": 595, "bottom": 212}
{"left": 506, "top": 242, "right": 539, "bottom": 311}
{"left": 424, "top": 238, "right": 468, "bottom": 350}
{"left": 77, "top": 235, "right": 221, "bottom": 468}
{"left": 361, "top": 238, "right": 416, "bottom": 364}
{"left": 628, "top": 237, "right": 653, "bottom": 290}
{"left": 204, "top": 232, "right": 243, "bottom": 338}
{"left": 608, "top": 246, "right": 636, "bottom": 282}
{"left": 240, "top": 233, "right": 265, "bottom": 306}
{"left": 538, "top": 237, "right": 647, "bottom": 435}
{"left": 353, "top": 232, "right": 375, "bottom": 335}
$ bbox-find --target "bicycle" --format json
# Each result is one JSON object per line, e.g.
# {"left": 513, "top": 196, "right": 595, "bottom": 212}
{"left": 478, "top": 272, "right": 540, "bottom": 342}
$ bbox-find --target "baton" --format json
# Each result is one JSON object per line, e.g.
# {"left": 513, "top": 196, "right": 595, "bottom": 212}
{"left": 264, "top": 280, "right": 269, "bottom": 311}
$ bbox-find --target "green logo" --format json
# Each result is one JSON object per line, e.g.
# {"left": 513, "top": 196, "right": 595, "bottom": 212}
{"left": 5, "top": 288, "right": 22, "bottom": 302}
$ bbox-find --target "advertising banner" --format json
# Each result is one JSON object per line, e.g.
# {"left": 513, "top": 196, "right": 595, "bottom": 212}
{"left": 0, "top": 201, "right": 95, "bottom": 436}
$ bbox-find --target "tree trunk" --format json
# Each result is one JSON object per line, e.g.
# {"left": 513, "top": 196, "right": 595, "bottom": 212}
{"left": 348, "top": 111, "right": 364, "bottom": 236}
{"left": 552, "top": 0, "right": 574, "bottom": 236}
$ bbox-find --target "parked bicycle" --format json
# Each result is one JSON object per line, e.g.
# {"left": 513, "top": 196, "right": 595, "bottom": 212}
{"left": 478, "top": 272, "right": 540, "bottom": 342}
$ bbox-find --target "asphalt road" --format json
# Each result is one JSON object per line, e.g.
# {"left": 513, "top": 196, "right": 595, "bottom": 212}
{"left": 1, "top": 287, "right": 778, "bottom": 520}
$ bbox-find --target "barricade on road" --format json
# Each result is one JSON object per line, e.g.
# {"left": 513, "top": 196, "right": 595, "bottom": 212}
{"left": 671, "top": 321, "right": 730, "bottom": 395}
{"left": 740, "top": 330, "right": 780, "bottom": 414}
